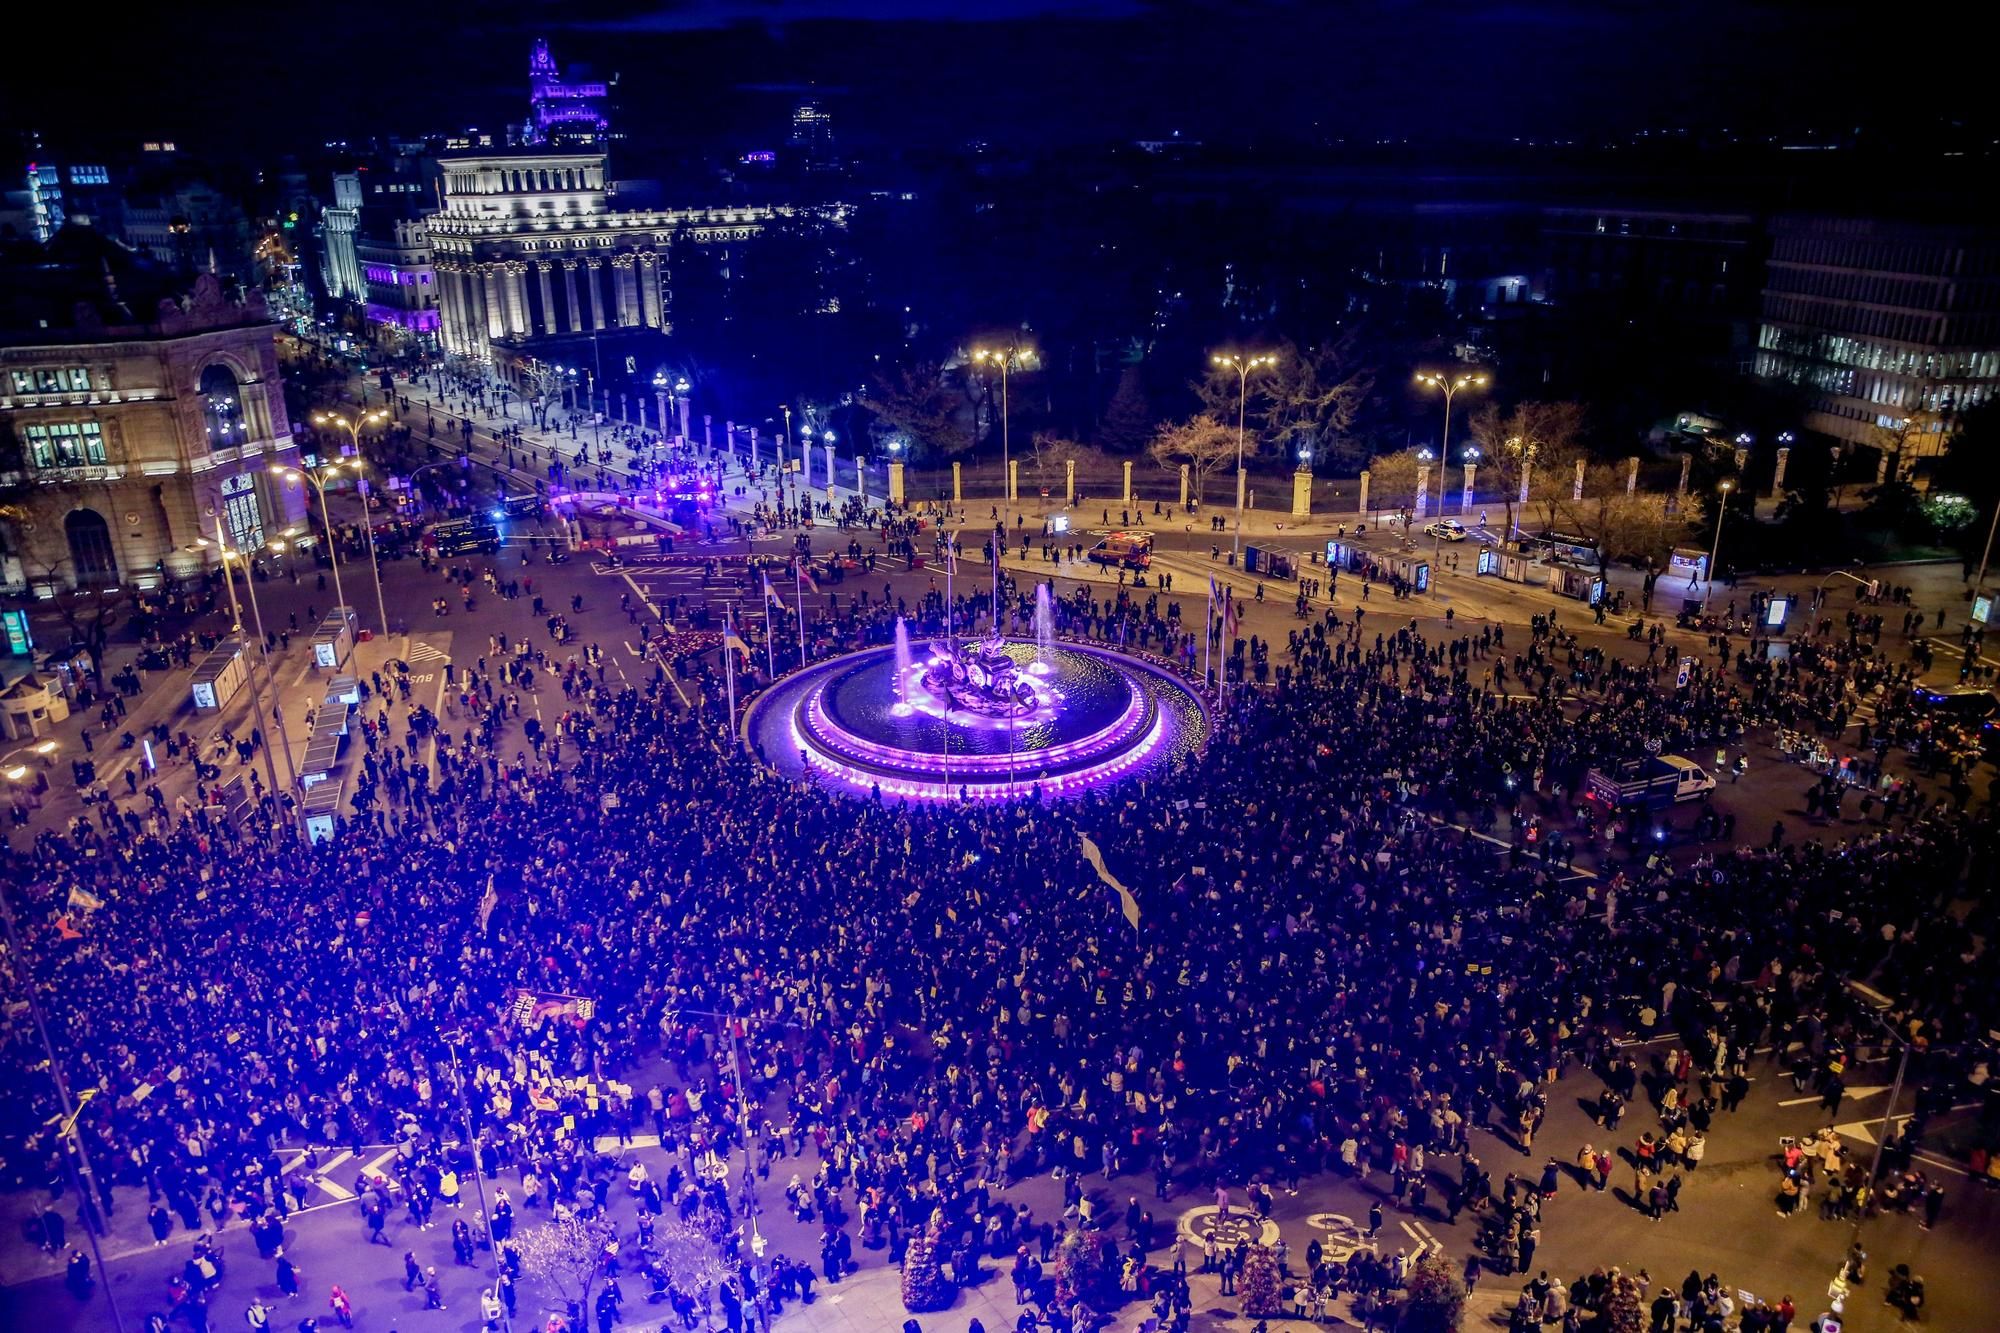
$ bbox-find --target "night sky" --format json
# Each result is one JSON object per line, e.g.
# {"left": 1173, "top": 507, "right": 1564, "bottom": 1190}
{"left": 2, "top": 0, "right": 1978, "bottom": 161}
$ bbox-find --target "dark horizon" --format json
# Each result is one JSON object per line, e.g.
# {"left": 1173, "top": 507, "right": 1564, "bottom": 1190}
{"left": 4, "top": 0, "right": 1988, "bottom": 165}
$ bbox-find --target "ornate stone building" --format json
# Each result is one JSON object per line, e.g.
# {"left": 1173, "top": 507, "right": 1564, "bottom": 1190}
{"left": 428, "top": 151, "right": 829, "bottom": 358}
{"left": 0, "top": 234, "right": 307, "bottom": 592}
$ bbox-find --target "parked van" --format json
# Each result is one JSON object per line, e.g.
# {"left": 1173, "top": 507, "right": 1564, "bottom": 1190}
{"left": 1087, "top": 531, "right": 1153, "bottom": 570}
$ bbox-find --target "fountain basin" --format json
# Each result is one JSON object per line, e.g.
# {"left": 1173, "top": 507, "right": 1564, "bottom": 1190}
{"left": 747, "top": 639, "right": 1208, "bottom": 800}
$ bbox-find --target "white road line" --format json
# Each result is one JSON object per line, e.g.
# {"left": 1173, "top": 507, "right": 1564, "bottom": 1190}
{"left": 361, "top": 1148, "right": 400, "bottom": 1179}
{"left": 1779, "top": 1085, "right": 1888, "bottom": 1107}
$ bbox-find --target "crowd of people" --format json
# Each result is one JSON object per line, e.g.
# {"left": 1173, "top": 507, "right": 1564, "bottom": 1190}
{"left": 4, "top": 411, "right": 1998, "bottom": 1333}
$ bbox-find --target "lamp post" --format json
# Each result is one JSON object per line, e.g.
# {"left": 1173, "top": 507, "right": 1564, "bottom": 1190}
{"left": 653, "top": 372, "right": 669, "bottom": 437}
{"left": 1506, "top": 435, "right": 1538, "bottom": 541}
{"left": 973, "top": 344, "right": 1032, "bottom": 520}
{"left": 1416, "top": 370, "right": 1488, "bottom": 550}
{"left": 1462, "top": 445, "right": 1481, "bottom": 523}
{"left": 307, "top": 409, "right": 392, "bottom": 633}
{"left": 202, "top": 521, "right": 305, "bottom": 837}
{"left": 276, "top": 459, "right": 390, "bottom": 642}
{"left": 1704, "top": 479, "right": 1735, "bottom": 596}
{"left": 1211, "top": 351, "right": 1278, "bottom": 566}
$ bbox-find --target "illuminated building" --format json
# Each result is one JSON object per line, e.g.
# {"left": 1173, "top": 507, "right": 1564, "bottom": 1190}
{"left": 1755, "top": 214, "right": 2000, "bottom": 472}
{"left": 0, "top": 232, "right": 306, "bottom": 592}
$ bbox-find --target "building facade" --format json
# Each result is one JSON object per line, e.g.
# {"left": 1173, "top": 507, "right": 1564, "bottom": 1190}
{"left": 320, "top": 171, "right": 364, "bottom": 302}
{"left": 428, "top": 151, "right": 827, "bottom": 358}
{"left": 1755, "top": 214, "right": 2000, "bottom": 467}
{"left": 0, "top": 256, "right": 306, "bottom": 593}
{"left": 356, "top": 214, "right": 439, "bottom": 343}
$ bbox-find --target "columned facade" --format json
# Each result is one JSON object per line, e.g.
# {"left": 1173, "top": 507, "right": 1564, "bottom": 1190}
{"left": 427, "top": 151, "right": 840, "bottom": 360}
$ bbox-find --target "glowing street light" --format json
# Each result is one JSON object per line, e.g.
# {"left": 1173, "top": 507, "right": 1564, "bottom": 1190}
{"left": 1211, "top": 351, "right": 1279, "bottom": 565}
{"left": 1705, "top": 479, "right": 1736, "bottom": 596}
{"left": 973, "top": 344, "right": 1035, "bottom": 514}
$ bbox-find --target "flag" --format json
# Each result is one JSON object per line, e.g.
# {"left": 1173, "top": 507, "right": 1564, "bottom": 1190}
{"left": 946, "top": 537, "right": 958, "bottom": 574}
{"left": 722, "top": 614, "right": 751, "bottom": 660}
{"left": 1223, "top": 587, "right": 1239, "bottom": 641}
{"left": 54, "top": 916, "right": 83, "bottom": 940}
{"left": 1208, "top": 574, "right": 1221, "bottom": 603}
{"left": 761, "top": 573, "right": 785, "bottom": 609}
{"left": 798, "top": 562, "right": 820, "bottom": 595}
{"left": 66, "top": 886, "right": 104, "bottom": 913}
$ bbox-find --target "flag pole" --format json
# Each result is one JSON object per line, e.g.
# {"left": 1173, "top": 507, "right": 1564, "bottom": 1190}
{"left": 1203, "top": 577, "right": 1214, "bottom": 695}
{"left": 765, "top": 589, "right": 776, "bottom": 683}
{"left": 795, "top": 560, "right": 809, "bottom": 667}
{"left": 724, "top": 608, "right": 739, "bottom": 748}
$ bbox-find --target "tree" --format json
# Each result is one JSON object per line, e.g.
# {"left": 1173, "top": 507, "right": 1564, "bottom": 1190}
{"left": 1602, "top": 1270, "right": 1643, "bottom": 1333}
{"left": 1870, "top": 391, "right": 1950, "bottom": 484}
{"left": 515, "top": 1212, "right": 616, "bottom": 1320}
{"left": 22, "top": 560, "right": 126, "bottom": 680}
{"left": 901, "top": 1211, "right": 950, "bottom": 1312}
{"left": 652, "top": 1217, "right": 733, "bottom": 1323}
{"left": 1363, "top": 447, "right": 1428, "bottom": 521}
{"left": 1240, "top": 338, "right": 1368, "bottom": 466}
{"left": 1552, "top": 465, "right": 1679, "bottom": 570}
{"left": 1466, "top": 400, "right": 1589, "bottom": 536}
{"left": 868, "top": 363, "right": 973, "bottom": 460}
{"left": 1148, "top": 415, "right": 1237, "bottom": 508}
{"left": 1097, "top": 366, "right": 1154, "bottom": 454}
{"left": 1027, "top": 431, "right": 1090, "bottom": 499}
{"left": 1240, "top": 1241, "right": 1281, "bottom": 1317}
{"left": 1398, "top": 1251, "right": 1467, "bottom": 1333}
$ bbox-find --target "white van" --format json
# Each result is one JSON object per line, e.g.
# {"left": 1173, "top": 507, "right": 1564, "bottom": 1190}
{"left": 1658, "top": 754, "right": 1717, "bottom": 802}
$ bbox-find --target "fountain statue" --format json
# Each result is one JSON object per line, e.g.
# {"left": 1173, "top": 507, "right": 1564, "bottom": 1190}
{"left": 920, "top": 628, "right": 1040, "bottom": 717}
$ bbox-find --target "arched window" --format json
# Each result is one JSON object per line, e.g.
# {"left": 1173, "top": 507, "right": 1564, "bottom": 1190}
{"left": 64, "top": 508, "right": 118, "bottom": 585}
{"left": 199, "top": 364, "right": 246, "bottom": 446}
{"left": 221, "top": 470, "right": 265, "bottom": 551}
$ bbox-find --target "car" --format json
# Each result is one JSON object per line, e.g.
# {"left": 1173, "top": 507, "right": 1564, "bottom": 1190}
{"left": 1425, "top": 519, "right": 1468, "bottom": 542}
{"left": 1657, "top": 754, "right": 1718, "bottom": 802}
{"left": 1911, "top": 685, "right": 1998, "bottom": 720}
{"left": 1087, "top": 532, "right": 1153, "bottom": 570}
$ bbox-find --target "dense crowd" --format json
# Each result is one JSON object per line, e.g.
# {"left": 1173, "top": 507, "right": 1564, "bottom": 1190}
{"left": 4, "top": 470, "right": 1997, "bottom": 1333}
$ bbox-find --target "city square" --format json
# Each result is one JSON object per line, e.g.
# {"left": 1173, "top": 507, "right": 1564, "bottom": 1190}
{"left": 3, "top": 10, "right": 1999, "bottom": 1333}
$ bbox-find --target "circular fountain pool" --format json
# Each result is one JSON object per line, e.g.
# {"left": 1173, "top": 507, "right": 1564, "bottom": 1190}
{"left": 746, "top": 635, "right": 1209, "bottom": 800}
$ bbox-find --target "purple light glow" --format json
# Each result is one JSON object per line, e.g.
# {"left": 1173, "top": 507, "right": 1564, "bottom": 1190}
{"left": 748, "top": 641, "right": 1207, "bottom": 802}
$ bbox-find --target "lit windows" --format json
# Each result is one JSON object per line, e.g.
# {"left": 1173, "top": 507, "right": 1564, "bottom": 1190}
{"left": 23, "top": 421, "right": 107, "bottom": 468}
{"left": 10, "top": 366, "right": 92, "bottom": 394}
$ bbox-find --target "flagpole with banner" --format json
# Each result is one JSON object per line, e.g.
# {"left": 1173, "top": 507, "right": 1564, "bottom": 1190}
{"left": 722, "top": 608, "right": 742, "bottom": 747}
{"left": 1204, "top": 575, "right": 1217, "bottom": 695}
{"left": 795, "top": 559, "right": 805, "bottom": 666}
{"left": 761, "top": 572, "right": 779, "bottom": 682}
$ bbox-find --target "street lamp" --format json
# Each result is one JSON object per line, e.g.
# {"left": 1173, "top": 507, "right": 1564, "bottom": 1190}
{"left": 652, "top": 372, "right": 670, "bottom": 436}
{"left": 197, "top": 524, "right": 305, "bottom": 837}
{"left": 973, "top": 344, "right": 1033, "bottom": 518}
{"left": 1704, "top": 479, "right": 1735, "bottom": 596}
{"left": 1416, "top": 370, "right": 1489, "bottom": 549}
{"left": 1211, "top": 351, "right": 1279, "bottom": 566}
{"left": 274, "top": 458, "right": 391, "bottom": 641}
{"left": 1415, "top": 448, "right": 1438, "bottom": 550}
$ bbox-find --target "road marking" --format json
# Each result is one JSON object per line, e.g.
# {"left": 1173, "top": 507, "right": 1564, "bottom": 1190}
{"left": 361, "top": 1148, "right": 400, "bottom": 1180}
{"left": 1780, "top": 1085, "right": 1888, "bottom": 1107}
{"left": 592, "top": 1134, "right": 662, "bottom": 1152}
{"left": 312, "top": 1150, "right": 357, "bottom": 1200}
{"left": 405, "top": 640, "right": 451, "bottom": 664}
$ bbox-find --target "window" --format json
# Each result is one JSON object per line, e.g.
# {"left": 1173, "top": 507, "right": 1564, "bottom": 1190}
{"left": 23, "top": 421, "right": 106, "bottom": 468}
{"left": 11, "top": 366, "right": 91, "bottom": 394}
{"left": 221, "top": 471, "right": 265, "bottom": 549}
{"left": 199, "top": 364, "right": 247, "bottom": 444}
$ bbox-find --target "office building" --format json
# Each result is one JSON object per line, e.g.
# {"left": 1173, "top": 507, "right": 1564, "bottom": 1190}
{"left": 1755, "top": 214, "right": 2000, "bottom": 471}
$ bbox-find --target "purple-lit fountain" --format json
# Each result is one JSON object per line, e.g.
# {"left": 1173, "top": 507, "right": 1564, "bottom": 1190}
{"left": 746, "top": 625, "right": 1208, "bottom": 801}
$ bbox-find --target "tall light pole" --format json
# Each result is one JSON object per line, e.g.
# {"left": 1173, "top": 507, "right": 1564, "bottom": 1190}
{"left": 1704, "top": 479, "right": 1735, "bottom": 596}
{"left": 202, "top": 521, "right": 305, "bottom": 837}
{"left": 973, "top": 344, "right": 1032, "bottom": 520}
{"left": 275, "top": 459, "right": 391, "bottom": 643}
{"left": 1211, "top": 351, "right": 1278, "bottom": 566}
{"left": 1416, "top": 371, "right": 1488, "bottom": 545}
{"left": 307, "top": 409, "right": 392, "bottom": 632}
